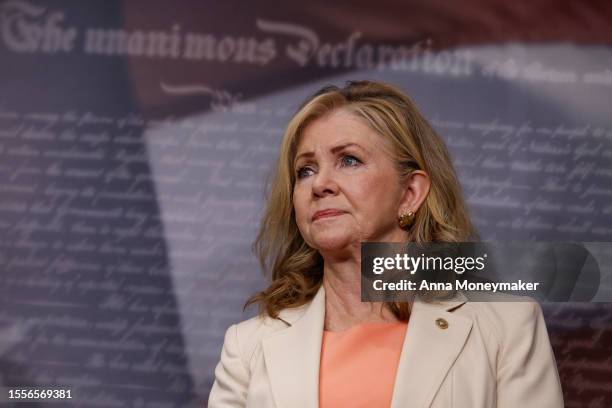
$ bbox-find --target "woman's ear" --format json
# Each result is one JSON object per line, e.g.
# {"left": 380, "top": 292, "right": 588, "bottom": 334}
{"left": 398, "top": 170, "right": 431, "bottom": 214}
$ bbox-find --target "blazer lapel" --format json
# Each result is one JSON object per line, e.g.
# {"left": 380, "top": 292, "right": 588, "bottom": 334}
{"left": 262, "top": 286, "right": 326, "bottom": 408}
{"left": 390, "top": 294, "right": 472, "bottom": 408}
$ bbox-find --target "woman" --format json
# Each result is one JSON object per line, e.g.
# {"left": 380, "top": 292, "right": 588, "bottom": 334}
{"left": 208, "top": 80, "right": 564, "bottom": 407}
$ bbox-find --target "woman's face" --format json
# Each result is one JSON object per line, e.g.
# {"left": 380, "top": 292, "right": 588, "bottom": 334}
{"left": 293, "top": 109, "right": 408, "bottom": 256}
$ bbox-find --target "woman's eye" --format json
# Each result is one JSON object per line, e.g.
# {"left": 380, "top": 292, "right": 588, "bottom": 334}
{"left": 341, "top": 155, "right": 361, "bottom": 167}
{"left": 296, "top": 166, "right": 314, "bottom": 179}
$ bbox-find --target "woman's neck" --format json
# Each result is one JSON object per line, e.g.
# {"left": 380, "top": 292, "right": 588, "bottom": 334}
{"left": 322, "top": 257, "right": 398, "bottom": 332}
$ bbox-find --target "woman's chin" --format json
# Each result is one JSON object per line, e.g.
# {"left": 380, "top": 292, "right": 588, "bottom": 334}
{"left": 310, "top": 233, "right": 358, "bottom": 253}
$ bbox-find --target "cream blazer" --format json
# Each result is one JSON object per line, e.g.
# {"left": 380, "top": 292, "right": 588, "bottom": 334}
{"left": 208, "top": 286, "right": 564, "bottom": 407}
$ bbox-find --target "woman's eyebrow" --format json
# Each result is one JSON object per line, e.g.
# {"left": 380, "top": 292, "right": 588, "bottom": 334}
{"left": 294, "top": 142, "right": 365, "bottom": 165}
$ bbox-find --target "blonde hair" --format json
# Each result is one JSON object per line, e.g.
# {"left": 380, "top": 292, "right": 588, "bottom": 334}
{"left": 245, "top": 80, "right": 477, "bottom": 320}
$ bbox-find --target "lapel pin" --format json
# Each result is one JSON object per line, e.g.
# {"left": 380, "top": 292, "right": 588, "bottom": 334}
{"left": 435, "top": 318, "right": 449, "bottom": 330}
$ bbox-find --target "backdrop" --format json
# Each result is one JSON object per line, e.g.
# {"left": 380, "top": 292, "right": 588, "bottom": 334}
{"left": 0, "top": 1, "right": 611, "bottom": 406}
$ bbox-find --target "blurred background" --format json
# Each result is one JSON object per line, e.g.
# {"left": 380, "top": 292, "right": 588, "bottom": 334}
{"left": 0, "top": 0, "right": 611, "bottom": 406}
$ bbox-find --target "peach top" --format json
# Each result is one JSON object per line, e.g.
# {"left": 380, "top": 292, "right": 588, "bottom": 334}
{"left": 319, "top": 321, "right": 408, "bottom": 408}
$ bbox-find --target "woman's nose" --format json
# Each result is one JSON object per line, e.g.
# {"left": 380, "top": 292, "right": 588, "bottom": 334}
{"left": 311, "top": 166, "right": 339, "bottom": 198}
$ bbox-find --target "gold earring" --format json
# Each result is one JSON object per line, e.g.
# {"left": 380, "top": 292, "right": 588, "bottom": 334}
{"left": 398, "top": 210, "right": 415, "bottom": 229}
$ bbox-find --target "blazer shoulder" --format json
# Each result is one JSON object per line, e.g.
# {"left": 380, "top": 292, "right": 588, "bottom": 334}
{"left": 233, "top": 303, "right": 310, "bottom": 363}
{"left": 456, "top": 293, "right": 544, "bottom": 345}
{"left": 455, "top": 295, "right": 563, "bottom": 407}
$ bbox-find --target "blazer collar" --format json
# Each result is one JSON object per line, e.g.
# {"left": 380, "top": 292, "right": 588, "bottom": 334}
{"left": 390, "top": 293, "right": 472, "bottom": 408}
{"left": 262, "top": 286, "right": 325, "bottom": 408}
{"left": 262, "top": 285, "right": 472, "bottom": 408}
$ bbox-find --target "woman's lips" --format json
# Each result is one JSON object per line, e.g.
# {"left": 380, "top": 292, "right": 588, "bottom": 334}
{"left": 312, "top": 209, "right": 345, "bottom": 221}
